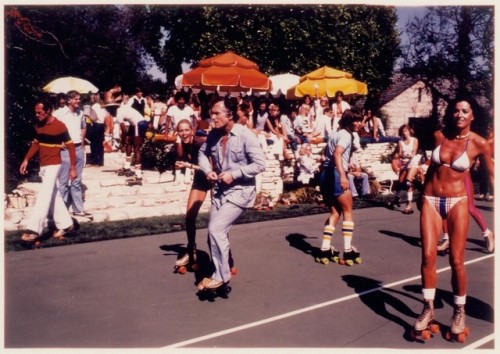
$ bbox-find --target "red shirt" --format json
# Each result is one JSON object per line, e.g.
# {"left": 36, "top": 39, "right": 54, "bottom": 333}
{"left": 24, "top": 118, "right": 76, "bottom": 167}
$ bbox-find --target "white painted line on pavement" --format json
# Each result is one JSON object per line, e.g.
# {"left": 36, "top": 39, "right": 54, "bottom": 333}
{"left": 462, "top": 333, "right": 495, "bottom": 349}
{"left": 165, "top": 254, "right": 494, "bottom": 348}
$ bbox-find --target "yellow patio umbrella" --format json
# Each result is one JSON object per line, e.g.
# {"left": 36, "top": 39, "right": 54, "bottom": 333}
{"left": 43, "top": 76, "right": 98, "bottom": 94}
{"left": 286, "top": 66, "right": 367, "bottom": 99}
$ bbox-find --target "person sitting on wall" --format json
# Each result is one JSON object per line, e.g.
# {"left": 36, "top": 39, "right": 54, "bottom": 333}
{"left": 359, "top": 108, "right": 400, "bottom": 146}
{"left": 347, "top": 155, "right": 372, "bottom": 198}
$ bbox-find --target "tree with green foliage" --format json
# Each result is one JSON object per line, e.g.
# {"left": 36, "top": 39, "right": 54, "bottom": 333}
{"left": 4, "top": 5, "right": 156, "bottom": 189}
{"left": 4, "top": 4, "right": 401, "bottom": 191}
{"left": 398, "top": 6, "right": 493, "bottom": 134}
{"left": 145, "top": 4, "right": 400, "bottom": 97}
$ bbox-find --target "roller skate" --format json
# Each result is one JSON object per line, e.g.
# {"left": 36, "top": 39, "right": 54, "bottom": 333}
{"left": 21, "top": 231, "right": 42, "bottom": 249}
{"left": 437, "top": 238, "right": 449, "bottom": 256}
{"left": 103, "top": 140, "right": 114, "bottom": 153}
{"left": 125, "top": 175, "right": 142, "bottom": 186}
{"left": 314, "top": 246, "right": 340, "bottom": 265}
{"left": 229, "top": 252, "right": 238, "bottom": 275}
{"left": 174, "top": 247, "right": 198, "bottom": 274}
{"left": 338, "top": 246, "right": 362, "bottom": 266}
{"left": 484, "top": 230, "right": 495, "bottom": 254}
{"left": 196, "top": 278, "right": 231, "bottom": 301}
{"left": 387, "top": 196, "right": 400, "bottom": 210}
{"left": 445, "top": 305, "right": 470, "bottom": 343}
{"left": 117, "top": 168, "right": 135, "bottom": 177}
{"left": 411, "top": 300, "right": 440, "bottom": 341}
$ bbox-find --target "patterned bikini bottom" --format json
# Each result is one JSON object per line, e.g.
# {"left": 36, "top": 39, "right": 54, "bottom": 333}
{"left": 423, "top": 196, "right": 468, "bottom": 218}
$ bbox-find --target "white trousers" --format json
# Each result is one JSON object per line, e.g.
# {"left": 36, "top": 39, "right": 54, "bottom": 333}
{"left": 26, "top": 164, "right": 73, "bottom": 235}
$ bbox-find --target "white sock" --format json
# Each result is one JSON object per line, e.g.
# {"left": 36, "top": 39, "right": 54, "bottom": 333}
{"left": 422, "top": 288, "right": 436, "bottom": 301}
{"left": 124, "top": 158, "right": 131, "bottom": 170}
{"left": 454, "top": 294, "right": 466, "bottom": 305}
{"left": 134, "top": 164, "right": 142, "bottom": 178}
{"left": 342, "top": 221, "right": 354, "bottom": 251}
{"left": 321, "top": 225, "right": 335, "bottom": 251}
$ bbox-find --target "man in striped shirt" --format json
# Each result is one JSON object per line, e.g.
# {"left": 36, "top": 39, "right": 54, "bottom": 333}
{"left": 19, "top": 97, "right": 77, "bottom": 243}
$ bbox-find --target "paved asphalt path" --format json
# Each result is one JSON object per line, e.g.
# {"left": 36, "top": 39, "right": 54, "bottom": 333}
{"left": 4, "top": 201, "right": 495, "bottom": 350}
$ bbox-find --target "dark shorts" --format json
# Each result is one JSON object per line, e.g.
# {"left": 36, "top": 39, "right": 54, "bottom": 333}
{"left": 191, "top": 170, "right": 211, "bottom": 192}
{"left": 126, "top": 120, "right": 149, "bottom": 138}
{"left": 319, "top": 167, "right": 346, "bottom": 205}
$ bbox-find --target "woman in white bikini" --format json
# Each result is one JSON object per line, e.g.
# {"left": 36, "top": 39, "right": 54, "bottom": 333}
{"left": 414, "top": 97, "right": 494, "bottom": 340}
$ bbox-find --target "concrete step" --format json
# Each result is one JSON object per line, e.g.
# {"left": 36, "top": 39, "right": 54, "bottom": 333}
{"left": 5, "top": 143, "right": 394, "bottom": 231}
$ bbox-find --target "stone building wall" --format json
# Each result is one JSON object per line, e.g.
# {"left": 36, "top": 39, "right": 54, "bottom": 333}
{"left": 381, "top": 81, "right": 434, "bottom": 137}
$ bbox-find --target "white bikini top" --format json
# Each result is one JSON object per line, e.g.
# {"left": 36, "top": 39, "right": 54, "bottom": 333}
{"left": 431, "top": 137, "right": 471, "bottom": 172}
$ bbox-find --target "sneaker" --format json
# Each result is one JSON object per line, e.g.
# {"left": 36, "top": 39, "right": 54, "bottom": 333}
{"left": 53, "top": 224, "right": 74, "bottom": 240}
{"left": 21, "top": 230, "right": 39, "bottom": 242}
{"left": 484, "top": 230, "right": 495, "bottom": 253}
{"left": 73, "top": 211, "right": 93, "bottom": 220}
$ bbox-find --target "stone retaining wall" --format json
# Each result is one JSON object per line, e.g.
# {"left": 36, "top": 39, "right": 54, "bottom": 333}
{"left": 4, "top": 142, "right": 397, "bottom": 231}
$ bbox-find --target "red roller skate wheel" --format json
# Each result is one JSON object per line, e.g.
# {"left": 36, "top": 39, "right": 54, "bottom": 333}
{"left": 430, "top": 323, "right": 440, "bottom": 333}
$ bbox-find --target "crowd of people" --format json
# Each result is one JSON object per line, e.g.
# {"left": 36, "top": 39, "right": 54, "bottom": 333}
{"left": 19, "top": 86, "right": 494, "bottom": 332}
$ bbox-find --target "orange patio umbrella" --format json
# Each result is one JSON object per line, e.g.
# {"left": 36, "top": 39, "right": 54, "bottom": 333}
{"left": 181, "top": 51, "right": 271, "bottom": 95}
{"left": 286, "top": 66, "right": 367, "bottom": 99}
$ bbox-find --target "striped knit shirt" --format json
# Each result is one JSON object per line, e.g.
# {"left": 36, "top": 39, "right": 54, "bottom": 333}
{"left": 24, "top": 118, "right": 76, "bottom": 167}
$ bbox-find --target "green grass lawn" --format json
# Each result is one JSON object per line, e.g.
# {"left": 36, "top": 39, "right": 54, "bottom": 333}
{"left": 4, "top": 194, "right": 395, "bottom": 253}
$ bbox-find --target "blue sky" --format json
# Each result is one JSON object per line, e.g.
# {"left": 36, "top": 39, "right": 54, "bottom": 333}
{"left": 396, "top": 6, "right": 427, "bottom": 32}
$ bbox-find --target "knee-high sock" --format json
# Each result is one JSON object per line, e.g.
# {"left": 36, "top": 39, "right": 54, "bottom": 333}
{"left": 321, "top": 225, "right": 335, "bottom": 251}
{"left": 134, "top": 164, "right": 142, "bottom": 178}
{"left": 342, "top": 221, "right": 354, "bottom": 250}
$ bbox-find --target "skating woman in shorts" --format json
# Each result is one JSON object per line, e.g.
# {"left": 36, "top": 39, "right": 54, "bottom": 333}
{"left": 173, "top": 119, "right": 211, "bottom": 271}
{"left": 317, "top": 108, "right": 364, "bottom": 264}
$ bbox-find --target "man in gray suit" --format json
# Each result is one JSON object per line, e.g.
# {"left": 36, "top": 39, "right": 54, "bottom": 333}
{"left": 197, "top": 97, "right": 266, "bottom": 292}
